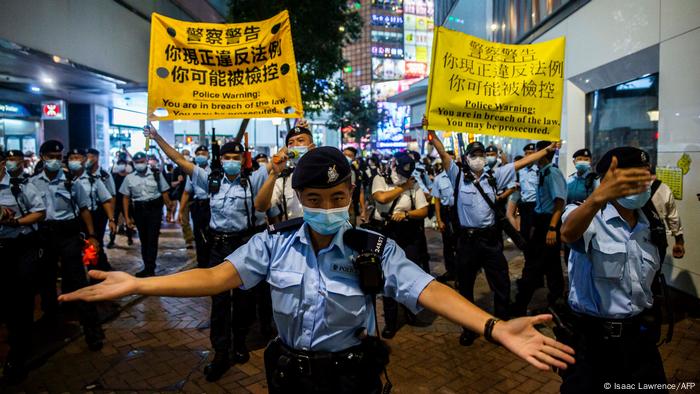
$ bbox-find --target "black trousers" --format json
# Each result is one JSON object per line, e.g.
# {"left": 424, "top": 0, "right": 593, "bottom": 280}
{"left": 110, "top": 195, "right": 133, "bottom": 243}
{"left": 208, "top": 234, "right": 256, "bottom": 353}
{"left": 514, "top": 213, "right": 565, "bottom": 312}
{"left": 86, "top": 208, "right": 111, "bottom": 271}
{"left": 0, "top": 234, "right": 39, "bottom": 365}
{"left": 517, "top": 201, "right": 543, "bottom": 291}
{"left": 39, "top": 220, "right": 101, "bottom": 338}
{"left": 189, "top": 199, "right": 211, "bottom": 268}
{"left": 439, "top": 205, "right": 457, "bottom": 276}
{"left": 456, "top": 228, "right": 510, "bottom": 320}
{"left": 381, "top": 220, "right": 427, "bottom": 329}
{"left": 559, "top": 319, "right": 667, "bottom": 393}
{"left": 263, "top": 341, "right": 382, "bottom": 394}
{"left": 132, "top": 198, "right": 163, "bottom": 272}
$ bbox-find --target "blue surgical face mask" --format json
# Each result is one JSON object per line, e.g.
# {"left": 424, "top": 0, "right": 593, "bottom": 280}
{"left": 486, "top": 156, "right": 497, "bottom": 167}
{"left": 44, "top": 159, "right": 62, "bottom": 172}
{"left": 346, "top": 156, "right": 353, "bottom": 164}
{"left": 222, "top": 160, "right": 241, "bottom": 175}
{"left": 575, "top": 161, "right": 591, "bottom": 173}
{"left": 115, "top": 164, "right": 126, "bottom": 173}
{"left": 302, "top": 205, "right": 350, "bottom": 235}
{"left": 86, "top": 159, "right": 95, "bottom": 168}
{"left": 194, "top": 155, "right": 209, "bottom": 166}
{"left": 5, "top": 160, "right": 19, "bottom": 173}
{"left": 288, "top": 146, "right": 308, "bottom": 162}
{"left": 68, "top": 160, "right": 83, "bottom": 172}
{"left": 134, "top": 163, "right": 148, "bottom": 172}
{"left": 616, "top": 188, "right": 651, "bottom": 210}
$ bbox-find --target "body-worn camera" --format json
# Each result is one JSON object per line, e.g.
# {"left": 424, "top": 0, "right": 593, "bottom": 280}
{"left": 353, "top": 251, "right": 384, "bottom": 295}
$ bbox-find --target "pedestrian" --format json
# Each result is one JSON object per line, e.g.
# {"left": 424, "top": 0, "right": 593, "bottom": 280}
{"left": 343, "top": 146, "right": 367, "bottom": 225}
{"left": 174, "top": 149, "right": 195, "bottom": 249}
{"left": 30, "top": 140, "right": 105, "bottom": 351}
{"left": 558, "top": 147, "right": 664, "bottom": 393}
{"left": 60, "top": 146, "right": 575, "bottom": 394}
{"left": 371, "top": 151, "right": 429, "bottom": 338}
{"left": 650, "top": 177, "right": 685, "bottom": 259}
{"left": 566, "top": 148, "right": 597, "bottom": 204}
{"left": 180, "top": 145, "right": 212, "bottom": 268}
{"left": 427, "top": 120, "right": 557, "bottom": 345}
{"left": 0, "top": 150, "right": 46, "bottom": 383}
{"left": 432, "top": 154, "right": 457, "bottom": 283}
{"left": 119, "top": 151, "right": 173, "bottom": 277}
{"left": 512, "top": 141, "right": 567, "bottom": 316}
{"left": 108, "top": 159, "right": 133, "bottom": 248}
{"left": 145, "top": 124, "right": 274, "bottom": 381}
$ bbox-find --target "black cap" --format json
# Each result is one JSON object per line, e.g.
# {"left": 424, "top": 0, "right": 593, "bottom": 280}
{"left": 485, "top": 145, "right": 498, "bottom": 154}
{"left": 87, "top": 148, "right": 100, "bottom": 155}
{"left": 195, "top": 145, "right": 208, "bottom": 154}
{"left": 220, "top": 142, "right": 244, "bottom": 155}
{"left": 67, "top": 147, "right": 86, "bottom": 156}
{"left": 133, "top": 151, "right": 147, "bottom": 161}
{"left": 6, "top": 150, "right": 23, "bottom": 159}
{"left": 0, "top": 151, "right": 5, "bottom": 161}
{"left": 394, "top": 152, "right": 416, "bottom": 178}
{"left": 596, "top": 147, "right": 650, "bottom": 174}
{"left": 292, "top": 147, "right": 352, "bottom": 190}
{"left": 535, "top": 141, "right": 551, "bottom": 151}
{"left": 523, "top": 143, "right": 535, "bottom": 152}
{"left": 407, "top": 151, "right": 421, "bottom": 162}
{"left": 573, "top": 148, "right": 591, "bottom": 159}
{"left": 466, "top": 141, "right": 485, "bottom": 155}
{"left": 343, "top": 146, "right": 358, "bottom": 156}
{"left": 254, "top": 153, "right": 268, "bottom": 160}
{"left": 40, "top": 140, "right": 64, "bottom": 155}
{"left": 285, "top": 126, "right": 312, "bottom": 145}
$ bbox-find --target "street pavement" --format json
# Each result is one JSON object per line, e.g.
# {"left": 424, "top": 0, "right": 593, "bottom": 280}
{"left": 2, "top": 224, "right": 699, "bottom": 393}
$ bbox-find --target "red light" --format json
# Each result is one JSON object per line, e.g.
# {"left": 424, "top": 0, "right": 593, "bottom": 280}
{"left": 654, "top": 131, "right": 659, "bottom": 140}
{"left": 186, "top": 136, "right": 193, "bottom": 144}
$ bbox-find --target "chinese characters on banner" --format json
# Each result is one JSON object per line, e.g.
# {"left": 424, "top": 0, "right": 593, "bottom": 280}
{"left": 426, "top": 28, "right": 565, "bottom": 141}
{"left": 147, "top": 11, "right": 303, "bottom": 120}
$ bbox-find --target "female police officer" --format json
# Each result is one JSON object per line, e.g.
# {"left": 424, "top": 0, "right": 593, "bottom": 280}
{"left": 59, "top": 147, "right": 575, "bottom": 393}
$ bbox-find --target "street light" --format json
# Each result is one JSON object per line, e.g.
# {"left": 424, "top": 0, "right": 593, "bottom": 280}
{"left": 271, "top": 117, "right": 284, "bottom": 152}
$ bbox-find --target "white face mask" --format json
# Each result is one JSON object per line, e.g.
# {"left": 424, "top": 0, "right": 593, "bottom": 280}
{"left": 467, "top": 156, "right": 486, "bottom": 172}
{"left": 390, "top": 171, "right": 407, "bottom": 185}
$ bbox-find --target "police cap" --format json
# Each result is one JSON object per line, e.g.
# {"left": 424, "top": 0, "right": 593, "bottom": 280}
{"left": 6, "top": 150, "right": 24, "bottom": 159}
{"left": 40, "top": 140, "right": 64, "bottom": 155}
{"left": 596, "top": 147, "right": 651, "bottom": 175}
{"left": 87, "top": 148, "right": 100, "bottom": 156}
{"left": 194, "top": 145, "right": 208, "bottom": 154}
{"left": 407, "top": 150, "right": 421, "bottom": 162}
{"left": 292, "top": 147, "right": 352, "bottom": 190}
{"left": 132, "top": 151, "right": 147, "bottom": 161}
{"left": 67, "top": 148, "right": 86, "bottom": 156}
{"left": 535, "top": 141, "right": 551, "bottom": 151}
{"left": 466, "top": 141, "right": 485, "bottom": 155}
{"left": 394, "top": 151, "right": 416, "bottom": 178}
{"left": 573, "top": 148, "right": 591, "bottom": 159}
{"left": 254, "top": 153, "right": 268, "bottom": 161}
{"left": 285, "top": 126, "right": 312, "bottom": 145}
{"left": 523, "top": 143, "right": 536, "bottom": 152}
{"left": 485, "top": 145, "right": 498, "bottom": 154}
{"left": 220, "top": 142, "right": 244, "bottom": 155}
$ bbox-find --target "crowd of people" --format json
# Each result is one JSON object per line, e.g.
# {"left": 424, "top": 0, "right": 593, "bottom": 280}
{"left": 0, "top": 116, "right": 685, "bottom": 393}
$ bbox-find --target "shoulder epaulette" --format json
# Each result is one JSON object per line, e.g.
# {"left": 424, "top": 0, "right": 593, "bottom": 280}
{"left": 268, "top": 217, "right": 305, "bottom": 234}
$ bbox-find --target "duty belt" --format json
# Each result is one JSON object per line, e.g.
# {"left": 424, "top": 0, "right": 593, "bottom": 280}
{"left": 573, "top": 312, "right": 643, "bottom": 340}
{"left": 40, "top": 218, "right": 81, "bottom": 233}
{"left": 209, "top": 225, "right": 266, "bottom": 241}
{"left": 133, "top": 197, "right": 163, "bottom": 208}
{"left": 271, "top": 337, "right": 365, "bottom": 377}
{"left": 459, "top": 225, "right": 498, "bottom": 238}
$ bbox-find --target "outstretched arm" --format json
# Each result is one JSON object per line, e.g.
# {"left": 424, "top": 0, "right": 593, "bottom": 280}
{"left": 423, "top": 115, "right": 452, "bottom": 172}
{"left": 144, "top": 124, "right": 195, "bottom": 176}
{"left": 59, "top": 261, "right": 242, "bottom": 302}
{"left": 418, "top": 281, "right": 575, "bottom": 371}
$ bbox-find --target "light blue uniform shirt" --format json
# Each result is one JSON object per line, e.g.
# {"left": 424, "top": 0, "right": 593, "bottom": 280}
{"left": 412, "top": 166, "right": 432, "bottom": 194}
{"left": 518, "top": 165, "right": 538, "bottom": 203}
{"left": 0, "top": 175, "right": 45, "bottom": 238}
{"left": 563, "top": 203, "right": 660, "bottom": 318}
{"left": 74, "top": 171, "right": 112, "bottom": 211}
{"left": 30, "top": 170, "right": 90, "bottom": 221}
{"left": 430, "top": 171, "right": 454, "bottom": 206}
{"left": 118, "top": 169, "right": 170, "bottom": 202}
{"left": 191, "top": 165, "right": 271, "bottom": 232}
{"left": 566, "top": 170, "right": 598, "bottom": 204}
{"left": 228, "top": 222, "right": 434, "bottom": 352}
{"left": 92, "top": 168, "right": 116, "bottom": 196}
{"left": 184, "top": 165, "right": 211, "bottom": 200}
{"left": 535, "top": 163, "right": 567, "bottom": 214}
{"left": 446, "top": 160, "right": 516, "bottom": 228}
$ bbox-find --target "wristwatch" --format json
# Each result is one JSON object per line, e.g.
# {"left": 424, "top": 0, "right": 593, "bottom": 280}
{"left": 548, "top": 225, "right": 557, "bottom": 231}
{"left": 404, "top": 211, "right": 409, "bottom": 220}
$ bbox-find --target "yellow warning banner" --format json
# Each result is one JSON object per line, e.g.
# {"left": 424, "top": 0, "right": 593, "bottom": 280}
{"left": 147, "top": 11, "right": 303, "bottom": 120}
{"left": 426, "top": 28, "right": 565, "bottom": 141}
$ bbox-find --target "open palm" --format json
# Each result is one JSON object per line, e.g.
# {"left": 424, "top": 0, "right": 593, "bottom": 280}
{"left": 58, "top": 270, "right": 138, "bottom": 302}
{"left": 496, "top": 314, "right": 575, "bottom": 371}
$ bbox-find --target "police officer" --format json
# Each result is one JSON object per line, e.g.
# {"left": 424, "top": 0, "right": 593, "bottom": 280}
{"left": 558, "top": 147, "right": 663, "bottom": 393}
{"left": 180, "top": 145, "right": 211, "bottom": 267}
{"left": 427, "top": 123, "right": 556, "bottom": 345}
{"left": 512, "top": 141, "right": 567, "bottom": 316}
{"left": 146, "top": 124, "right": 274, "bottom": 382}
{"left": 30, "top": 140, "right": 104, "bottom": 350}
{"left": 343, "top": 146, "right": 367, "bottom": 225}
{"left": 566, "top": 148, "right": 597, "bottom": 204}
{"left": 1, "top": 150, "right": 46, "bottom": 383}
{"left": 431, "top": 156, "right": 457, "bottom": 282}
{"left": 371, "top": 151, "right": 429, "bottom": 338}
{"left": 60, "top": 146, "right": 575, "bottom": 393}
{"left": 67, "top": 148, "right": 117, "bottom": 272}
{"left": 107, "top": 158, "right": 133, "bottom": 248}
{"left": 517, "top": 143, "right": 539, "bottom": 246}
{"left": 119, "top": 151, "right": 172, "bottom": 277}
{"left": 255, "top": 122, "right": 315, "bottom": 220}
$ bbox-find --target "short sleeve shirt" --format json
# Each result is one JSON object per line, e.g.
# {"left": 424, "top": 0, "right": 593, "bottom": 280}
{"left": 371, "top": 176, "right": 428, "bottom": 221}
